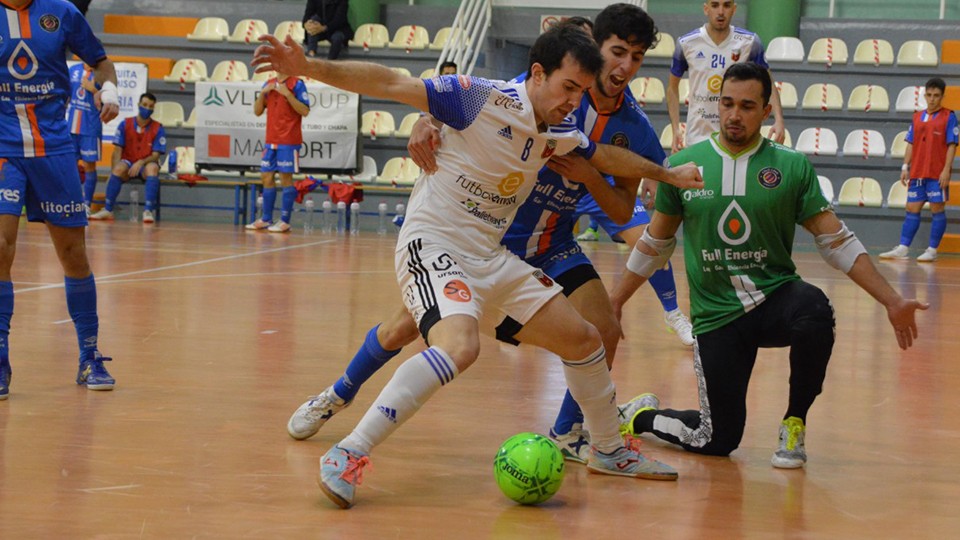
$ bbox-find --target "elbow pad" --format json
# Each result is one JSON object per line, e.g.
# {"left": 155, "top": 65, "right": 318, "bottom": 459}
{"left": 815, "top": 221, "right": 866, "bottom": 273}
{"left": 625, "top": 228, "right": 676, "bottom": 278}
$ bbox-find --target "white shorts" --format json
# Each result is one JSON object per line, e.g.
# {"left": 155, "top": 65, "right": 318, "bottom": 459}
{"left": 396, "top": 238, "right": 563, "bottom": 339}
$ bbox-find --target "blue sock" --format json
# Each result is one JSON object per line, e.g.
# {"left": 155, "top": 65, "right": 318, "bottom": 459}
{"left": 65, "top": 275, "right": 99, "bottom": 361}
{"left": 104, "top": 174, "right": 123, "bottom": 212}
{"left": 144, "top": 176, "right": 159, "bottom": 211}
{"left": 281, "top": 186, "right": 297, "bottom": 224}
{"left": 648, "top": 260, "right": 680, "bottom": 312}
{"left": 900, "top": 211, "right": 921, "bottom": 247}
{"left": 552, "top": 390, "right": 585, "bottom": 435}
{"left": 262, "top": 187, "right": 277, "bottom": 223}
{"left": 83, "top": 170, "right": 97, "bottom": 206}
{"left": 930, "top": 212, "right": 947, "bottom": 248}
{"left": 0, "top": 281, "right": 13, "bottom": 363}
{"left": 332, "top": 324, "right": 403, "bottom": 402}
{"left": 588, "top": 217, "right": 599, "bottom": 230}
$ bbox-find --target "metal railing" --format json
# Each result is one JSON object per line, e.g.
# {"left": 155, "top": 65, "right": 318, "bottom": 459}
{"left": 829, "top": 0, "right": 950, "bottom": 19}
{"left": 436, "top": 0, "right": 491, "bottom": 75}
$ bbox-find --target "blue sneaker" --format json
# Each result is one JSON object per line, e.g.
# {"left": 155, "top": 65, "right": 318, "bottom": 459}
{"left": 76, "top": 352, "right": 115, "bottom": 391}
{"left": 318, "top": 445, "right": 372, "bottom": 509}
{"left": 0, "top": 359, "right": 11, "bottom": 401}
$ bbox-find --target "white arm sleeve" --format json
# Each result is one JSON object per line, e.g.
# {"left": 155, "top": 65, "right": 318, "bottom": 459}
{"left": 625, "top": 228, "right": 676, "bottom": 278}
{"left": 815, "top": 221, "right": 867, "bottom": 273}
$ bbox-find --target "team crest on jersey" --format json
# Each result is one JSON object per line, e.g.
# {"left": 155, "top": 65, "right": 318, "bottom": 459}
{"left": 443, "top": 279, "right": 472, "bottom": 302}
{"left": 532, "top": 269, "right": 554, "bottom": 288}
{"left": 718, "top": 200, "right": 751, "bottom": 245}
{"left": 757, "top": 167, "right": 782, "bottom": 189}
{"left": 541, "top": 139, "right": 557, "bottom": 159}
{"left": 731, "top": 47, "right": 741, "bottom": 62}
{"left": 610, "top": 132, "right": 630, "bottom": 148}
{"left": 40, "top": 15, "right": 61, "bottom": 32}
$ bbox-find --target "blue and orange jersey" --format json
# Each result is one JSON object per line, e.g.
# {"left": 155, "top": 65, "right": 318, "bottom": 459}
{"left": 66, "top": 63, "right": 100, "bottom": 137}
{"left": 0, "top": 0, "right": 107, "bottom": 158}
{"left": 263, "top": 76, "right": 309, "bottom": 146}
{"left": 501, "top": 84, "right": 665, "bottom": 259}
{"left": 114, "top": 116, "right": 165, "bottom": 162}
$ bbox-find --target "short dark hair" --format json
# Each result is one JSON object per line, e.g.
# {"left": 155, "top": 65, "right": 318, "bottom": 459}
{"left": 564, "top": 16, "right": 593, "bottom": 32}
{"left": 721, "top": 62, "right": 771, "bottom": 105}
{"left": 593, "top": 3, "right": 659, "bottom": 51}
{"left": 527, "top": 21, "right": 604, "bottom": 79}
{"left": 439, "top": 61, "right": 458, "bottom": 72}
{"left": 926, "top": 77, "right": 946, "bottom": 93}
{"left": 139, "top": 92, "right": 157, "bottom": 104}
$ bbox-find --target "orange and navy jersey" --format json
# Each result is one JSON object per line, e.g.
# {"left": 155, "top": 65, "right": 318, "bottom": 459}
{"left": 263, "top": 77, "right": 309, "bottom": 146}
{"left": 114, "top": 117, "right": 165, "bottom": 162}
{"left": 66, "top": 63, "right": 100, "bottom": 137}
{"left": 0, "top": 0, "right": 107, "bottom": 158}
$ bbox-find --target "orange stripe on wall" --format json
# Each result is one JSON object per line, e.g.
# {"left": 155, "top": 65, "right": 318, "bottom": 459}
{"left": 25, "top": 104, "right": 45, "bottom": 157}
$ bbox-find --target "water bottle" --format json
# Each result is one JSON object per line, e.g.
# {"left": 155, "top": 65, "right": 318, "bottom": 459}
{"left": 167, "top": 150, "right": 177, "bottom": 174}
{"left": 303, "top": 196, "right": 315, "bottom": 234}
{"left": 129, "top": 189, "right": 139, "bottom": 222}
{"left": 393, "top": 202, "right": 406, "bottom": 231}
{"left": 377, "top": 202, "right": 388, "bottom": 235}
{"left": 350, "top": 202, "right": 360, "bottom": 235}
{"left": 321, "top": 200, "right": 333, "bottom": 234}
{"left": 336, "top": 201, "right": 347, "bottom": 234}
{"left": 256, "top": 195, "right": 263, "bottom": 220}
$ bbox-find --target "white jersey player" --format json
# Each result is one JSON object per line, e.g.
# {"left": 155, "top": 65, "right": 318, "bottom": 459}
{"left": 252, "top": 23, "right": 703, "bottom": 509}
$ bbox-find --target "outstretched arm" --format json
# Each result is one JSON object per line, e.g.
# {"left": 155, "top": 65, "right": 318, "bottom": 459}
{"left": 609, "top": 211, "right": 683, "bottom": 322}
{"left": 92, "top": 58, "right": 119, "bottom": 122}
{"left": 588, "top": 144, "right": 703, "bottom": 189}
{"left": 546, "top": 155, "right": 638, "bottom": 225}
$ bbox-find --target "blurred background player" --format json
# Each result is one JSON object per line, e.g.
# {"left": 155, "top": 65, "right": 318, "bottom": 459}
{"left": 66, "top": 63, "right": 102, "bottom": 215}
{"left": 879, "top": 77, "right": 957, "bottom": 263}
{"left": 438, "top": 61, "right": 458, "bottom": 75}
{"left": 667, "top": 0, "right": 785, "bottom": 152}
{"left": 89, "top": 93, "right": 165, "bottom": 223}
{"left": 302, "top": 0, "right": 353, "bottom": 59}
{"left": 245, "top": 71, "right": 310, "bottom": 233}
{"left": 1, "top": 0, "right": 120, "bottom": 399}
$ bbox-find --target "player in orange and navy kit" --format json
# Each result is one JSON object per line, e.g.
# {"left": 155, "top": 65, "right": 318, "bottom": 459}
{"left": 66, "top": 62, "right": 101, "bottom": 212}
{"left": 246, "top": 71, "right": 310, "bottom": 233}
{"left": 0, "top": 0, "right": 121, "bottom": 399}
{"left": 89, "top": 92, "right": 166, "bottom": 223}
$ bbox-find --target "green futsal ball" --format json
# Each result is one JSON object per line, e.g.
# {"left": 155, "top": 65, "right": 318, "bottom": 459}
{"left": 493, "top": 432, "right": 565, "bottom": 505}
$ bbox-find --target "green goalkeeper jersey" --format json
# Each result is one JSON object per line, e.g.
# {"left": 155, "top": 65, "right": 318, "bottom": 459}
{"left": 659, "top": 134, "right": 832, "bottom": 335}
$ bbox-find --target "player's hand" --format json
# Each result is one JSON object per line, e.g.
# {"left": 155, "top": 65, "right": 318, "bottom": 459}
{"left": 261, "top": 82, "right": 276, "bottom": 95}
{"left": 129, "top": 160, "right": 144, "bottom": 178}
{"left": 81, "top": 77, "right": 98, "bottom": 93}
{"left": 899, "top": 170, "right": 910, "bottom": 186}
{"left": 886, "top": 297, "right": 929, "bottom": 350}
{"left": 304, "top": 20, "right": 321, "bottom": 35}
{"left": 639, "top": 179, "right": 658, "bottom": 210}
{"left": 671, "top": 131, "right": 685, "bottom": 153}
{"left": 545, "top": 155, "right": 603, "bottom": 187}
{"left": 98, "top": 100, "right": 119, "bottom": 123}
{"left": 253, "top": 35, "right": 310, "bottom": 76}
{"left": 664, "top": 162, "right": 703, "bottom": 190}
{"left": 274, "top": 82, "right": 291, "bottom": 96}
{"left": 767, "top": 121, "right": 787, "bottom": 144}
{"left": 407, "top": 116, "right": 441, "bottom": 174}
{"left": 939, "top": 169, "right": 951, "bottom": 189}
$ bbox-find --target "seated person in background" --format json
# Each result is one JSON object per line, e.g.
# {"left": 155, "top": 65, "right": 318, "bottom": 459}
{"left": 438, "top": 61, "right": 457, "bottom": 75}
{"left": 89, "top": 93, "right": 166, "bottom": 224}
{"left": 303, "top": 0, "right": 353, "bottom": 60}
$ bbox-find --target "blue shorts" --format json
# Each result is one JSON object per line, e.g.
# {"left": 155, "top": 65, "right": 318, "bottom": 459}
{"left": 575, "top": 193, "right": 649, "bottom": 242}
{"left": 72, "top": 134, "right": 101, "bottom": 163}
{"left": 907, "top": 178, "right": 949, "bottom": 204}
{"left": 260, "top": 144, "right": 300, "bottom": 173}
{"left": 120, "top": 159, "right": 159, "bottom": 180}
{"left": 0, "top": 154, "right": 88, "bottom": 227}
{"left": 523, "top": 240, "right": 594, "bottom": 283}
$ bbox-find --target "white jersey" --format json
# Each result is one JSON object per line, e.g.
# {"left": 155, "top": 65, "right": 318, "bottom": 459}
{"left": 671, "top": 25, "right": 769, "bottom": 145}
{"left": 399, "top": 75, "right": 593, "bottom": 256}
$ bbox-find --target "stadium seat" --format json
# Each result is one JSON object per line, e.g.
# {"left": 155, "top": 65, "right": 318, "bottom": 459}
{"left": 349, "top": 23, "right": 390, "bottom": 50}
{"left": 250, "top": 70, "right": 276, "bottom": 82}
{"left": 209, "top": 60, "right": 249, "bottom": 82}
{"left": 760, "top": 126, "right": 792, "bottom": 147}
{"left": 273, "top": 21, "right": 305, "bottom": 44}
{"left": 628, "top": 77, "right": 665, "bottom": 105}
{"left": 360, "top": 110, "right": 395, "bottom": 139}
{"left": 395, "top": 112, "right": 421, "bottom": 138}
{"left": 227, "top": 19, "right": 269, "bottom": 44}
{"left": 153, "top": 102, "right": 185, "bottom": 128}
{"left": 419, "top": 68, "right": 436, "bottom": 79}
{"left": 842, "top": 129, "right": 886, "bottom": 158}
{"left": 818, "top": 175, "right": 835, "bottom": 204}
{"left": 187, "top": 17, "right": 228, "bottom": 42}
{"left": 837, "top": 177, "right": 883, "bottom": 207}
{"left": 853, "top": 39, "right": 894, "bottom": 66}
{"left": 182, "top": 108, "right": 197, "bottom": 129}
{"left": 795, "top": 127, "right": 839, "bottom": 156}
{"left": 766, "top": 37, "right": 805, "bottom": 62}
{"left": 801, "top": 83, "right": 843, "bottom": 111}
{"left": 895, "top": 86, "right": 927, "bottom": 112}
{"left": 659, "top": 123, "right": 685, "bottom": 150}
{"left": 897, "top": 40, "right": 938, "bottom": 66}
{"left": 397, "top": 159, "right": 421, "bottom": 186}
{"left": 391, "top": 67, "right": 412, "bottom": 78}
{"left": 678, "top": 78, "right": 690, "bottom": 106}
{"left": 163, "top": 59, "right": 207, "bottom": 84}
{"left": 388, "top": 25, "right": 430, "bottom": 51}
{"left": 847, "top": 85, "right": 889, "bottom": 112}
{"left": 890, "top": 131, "right": 909, "bottom": 158}
{"left": 377, "top": 157, "right": 408, "bottom": 184}
{"left": 332, "top": 155, "right": 378, "bottom": 183}
{"left": 887, "top": 181, "right": 909, "bottom": 209}
{"left": 430, "top": 27, "right": 469, "bottom": 51}
{"left": 941, "top": 39, "right": 960, "bottom": 65}
{"left": 774, "top": 81, "right": 798, "bottom": 108}
{"left": 646, "top": 32, "right": 674, "bottom": 58}
{"left": 807, "top": 37, "right": 849, "bottom": 66}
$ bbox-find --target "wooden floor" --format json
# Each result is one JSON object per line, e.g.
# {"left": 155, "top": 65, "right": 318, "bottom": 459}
{"left": 1, "top": 220, "right": 958, "bottom": 538}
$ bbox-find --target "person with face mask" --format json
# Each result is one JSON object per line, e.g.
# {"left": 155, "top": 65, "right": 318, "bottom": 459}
{"left": 89, "top": 93, "right": 166, "bottom": 223}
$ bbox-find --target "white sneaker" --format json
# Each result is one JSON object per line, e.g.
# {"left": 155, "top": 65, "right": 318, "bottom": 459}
{"left": 142, "top": 210, "right": 155, "bottom": 224}
{"left": 576, "top": 227, "right": 600, "bottom": 242}
{"left": 245, "top": 219, "right": 270, "bottom": 231}
{"left": 664, "top": 309, "right": 694, "bottom": 346}
{"left": 548, "top": 423, "right": 591, "bottom": 464}
{"left": 771, "top": 416, "right": 807, "bottom": 469}
{"left": 917, "top": 247, "right": 937, "bottom": 263}
{"left": 88, "top": 208, "right": 114, "bottom": 221}
{"left": 287, "top": 386, "right": 351, "bottom": 440}
{"left": 268, "top": 221, "right": 292, "bottom": 233}
{"left": 879, "top": 245, "right": 909, "bottom": 260}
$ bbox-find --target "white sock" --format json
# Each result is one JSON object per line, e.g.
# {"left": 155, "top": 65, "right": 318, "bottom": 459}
{"left": 341, "top": 347, "right": 458, "bottom": 453}
{"left": 561, "top": 346, "right": 621, "bottom": 453}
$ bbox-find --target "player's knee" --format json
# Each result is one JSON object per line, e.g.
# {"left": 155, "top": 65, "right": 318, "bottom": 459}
{"left": 562, "top": 321, "right": 603, "bottom": 360}
{"left": 440, "top": 340, "right": 480, "bottom": 370}
{"left": 792, "top": 284, "right": 836, "bottom": 336}
{"left": 379, "top": 319, "right": 419, "bottom": 350}
{"left": 111, "top": 164, "right": 127, "bottom": 177}
{"left": 144, "top": 163, "right": 160, "bottom": 176}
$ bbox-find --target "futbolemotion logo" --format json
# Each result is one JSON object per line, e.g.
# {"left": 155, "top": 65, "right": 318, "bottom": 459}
{"left": 203, "top": 87, "right": 224, "bottom": 106}
{"left": 718, "top": 200, "right": 751, "bottom": 245}
{"left": 498, "top": 172, "right": 523, "bottom": 197}
{"left": 707, "top": 74, "right": 723, "bottom": 94}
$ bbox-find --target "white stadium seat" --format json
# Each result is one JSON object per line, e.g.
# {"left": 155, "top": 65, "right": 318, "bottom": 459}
{"left": 842, "top": 129, "right": 886, "bottom": 158}
{"left": 629, "top": 77, "right": 665, "bottom": 105}
{"left": 388, "top": 25, "right": 430, "bottom": 51}
{"left": 647, "top": 32, "right": 675, "bottom": 58}
{"left": 895, "top": 86, "right": 927, "bottom": 112}
{"left": 898, "top": 40, "right": 938, "bottom": 66}
{"left": 227, "top": 19, "right": 268, "bottom": 44}
{"left": 890, "top": 131, "right": 910, "bottom": 158}
{"left": 775, "top": 81, "right": 798, "bottom": 109}
{"left": 209, "top": 60, "right": 249, "bottom": 82}
{"left": 847, "top": 85, "right": 889, "bottom": 112}
{"left": 853, "top": 39, "right": 894, "bottom": 66}
{"left": 360, "top": 110, "right": 395, "bottom": 139}
{"left": 766, "top": 37, "right": 805, "bottom": 62}
{"left": 796, "top": 127, "right": 839, "bottom": 156}
{"left": 807, "top": 37, "right": 849, "bottom": 66}
{"left": 818, "top": 175, "right": 835, "bottom": 204}
{"left": 163, "top": 59, "right": 207, "bottom": 84}
{"left": 838, "top": 177, "right": 883, "bottom": 207}
{"left": 801, "top": 83, "right": 843, "bottom": 111}
{"left": 187, "top": 17, "right": 228, "bottom": 42}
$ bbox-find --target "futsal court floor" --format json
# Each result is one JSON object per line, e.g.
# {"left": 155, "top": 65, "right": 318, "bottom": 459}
{"left": 0, "top": 220, "right": 957, "bottom": 538}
